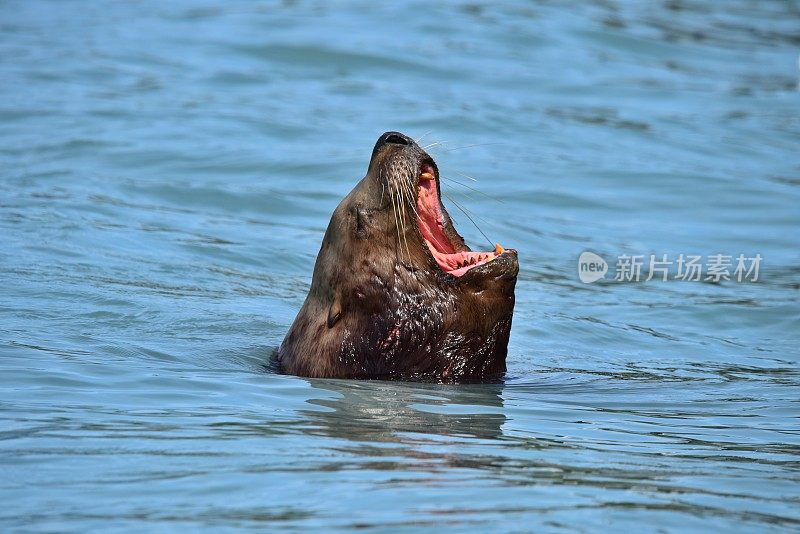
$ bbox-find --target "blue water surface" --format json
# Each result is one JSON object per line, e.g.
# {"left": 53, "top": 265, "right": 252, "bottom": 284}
{"left": 1, "top": 1, "right": 799, "bottom": 532}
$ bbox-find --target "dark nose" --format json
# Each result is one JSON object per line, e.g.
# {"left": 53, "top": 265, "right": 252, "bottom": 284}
{"left": 370, "top": 131, "right": 415, "bottom": 165}
{"left": 378, "top": 131, "right": 412, "bottom": 147}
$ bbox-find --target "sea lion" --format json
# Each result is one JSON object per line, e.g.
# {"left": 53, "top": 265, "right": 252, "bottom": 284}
{"left": 276, "top": 131, "right": 518, "bottom": 382}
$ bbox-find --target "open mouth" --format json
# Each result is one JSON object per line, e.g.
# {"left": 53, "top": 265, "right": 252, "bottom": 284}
{"left": 415, "top": 162, "right": 504, "bottom": 277}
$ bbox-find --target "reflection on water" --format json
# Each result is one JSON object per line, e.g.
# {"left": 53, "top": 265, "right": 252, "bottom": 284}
{"left": 1, "top": 0, "right": 799, "bottom": 531}
{"left": 303, "top": 380, "right": 507, "bottom": 442}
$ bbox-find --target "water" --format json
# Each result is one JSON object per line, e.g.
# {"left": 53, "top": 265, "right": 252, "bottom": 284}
{"left": 1, "top": 1, "right": 799, "bottom": 531}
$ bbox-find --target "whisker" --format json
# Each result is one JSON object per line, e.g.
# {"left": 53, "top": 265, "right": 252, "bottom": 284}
{"left": 401, "top": 178, "right": 420, "bottom": 219}
{"left": 439, "top": 187, "right": 497, "bottom": 228}
{"left": 388, "top": 177, "right": 402, "bottom": 260}
{"left": 422, "top": 141, "right": 444, "bottom": 150}
{"left": 441, "top": 174, "right": 505, "bottom": 204}
{"left": 400, "top": 176, "right": 416, "bottom": 263}
{"left": 397, "top": 179, "right": 412, "bottom": 262}
{"left": 415, "top": 131, "right": 433, "bottom": 144}
{"left": 442, "top": 192, "right": 495, "bottom": 248}
{"left": 441, "top": 142, "right": 503, "bottom": 153}
{"left": 452, "top": 170, "right": 478, "bottom": 182}
{"left": 403, "top": 181, "right": 421, "bottom": 266}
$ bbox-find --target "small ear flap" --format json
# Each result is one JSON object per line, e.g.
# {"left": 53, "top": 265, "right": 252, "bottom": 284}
{"left": 327, "top": 297, "right": 342, "bottom": 328}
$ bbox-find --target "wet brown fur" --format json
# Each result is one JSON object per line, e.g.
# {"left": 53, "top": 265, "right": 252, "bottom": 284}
{"left": 276, "top": 132, "right": 518, "bottom": 382}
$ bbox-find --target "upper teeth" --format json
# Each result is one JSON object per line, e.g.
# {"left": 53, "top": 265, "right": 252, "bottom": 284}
{"left": 420, "top": 172, "right": 434, "bottom": 181}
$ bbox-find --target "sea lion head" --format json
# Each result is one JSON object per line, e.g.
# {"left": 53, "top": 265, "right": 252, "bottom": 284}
{"left": 277, "top": 131, "right": 518, "bottom": 382}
